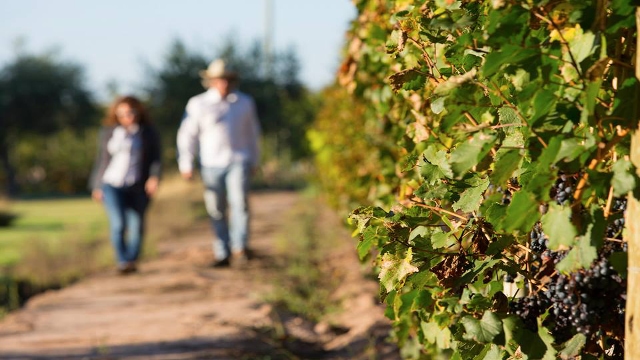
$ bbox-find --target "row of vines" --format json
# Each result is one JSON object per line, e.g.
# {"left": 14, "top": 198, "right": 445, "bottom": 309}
{"left": 311, "top": 0, "right": 638, "bottom": 358}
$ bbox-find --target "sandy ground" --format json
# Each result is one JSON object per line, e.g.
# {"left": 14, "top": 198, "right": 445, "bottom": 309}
{"left": 0, "top": 191, "right": 399, "bottom": 360}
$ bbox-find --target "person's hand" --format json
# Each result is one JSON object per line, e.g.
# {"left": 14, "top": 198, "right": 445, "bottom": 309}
{"left": 91, "top": 189, "right": 103, "bottom": 202}
{"left": 145, "top": 177, "right": 159, "bottom": 197}
{"left": 181, "top": 171, "right": 193, "bottom": 180}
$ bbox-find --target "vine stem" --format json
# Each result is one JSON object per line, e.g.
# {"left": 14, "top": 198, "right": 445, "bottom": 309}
{"left": 406, "top": 36, "right": 440, "bottom": 79}
{"left": 463, "top": 111, "right": 497, "bottom": 157}
{"left": 573, "top": 128, "right": 629, "bottom": 202}
{"left": 411, "top": 201, "right": 469, "bottom": 222}
{"left": 391, "top": 237, "right": 477, "bottom": 258}
{"left": 604, "top": 152, "right": 618, "bottom": 218}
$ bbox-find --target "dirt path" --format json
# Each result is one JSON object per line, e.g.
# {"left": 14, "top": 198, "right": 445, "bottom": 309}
{"left": 0, "top": 191, "right": 399, "bottom": 360}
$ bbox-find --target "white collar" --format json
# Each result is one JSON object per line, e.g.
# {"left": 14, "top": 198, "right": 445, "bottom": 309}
{"left": 206, "top": 88, "right": 238, "bottom": 103}
{"left": 119, "top": 123, "right": 140, "bottom": 134}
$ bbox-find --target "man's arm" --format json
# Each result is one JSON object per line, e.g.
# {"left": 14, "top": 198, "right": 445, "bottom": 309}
{"left": 247, "top": 98, "right": 261, "bottom": 169}
{"left": 176, "top": 105, "right": 200, "bottom": 179}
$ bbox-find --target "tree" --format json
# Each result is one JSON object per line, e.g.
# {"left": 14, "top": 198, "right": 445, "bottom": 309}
{"left": 144, "top": 39, "right": 208, "bottom": 134}
{"left": 0, "top": 52, "right": 98, "bottom": 196}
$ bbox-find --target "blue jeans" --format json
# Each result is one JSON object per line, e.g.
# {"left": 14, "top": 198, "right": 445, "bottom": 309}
{"left": 200, "top": 162, "right": 251, "bottom": 260}
{"left": 101, "top": 183, "right": 149, "bottom": 265}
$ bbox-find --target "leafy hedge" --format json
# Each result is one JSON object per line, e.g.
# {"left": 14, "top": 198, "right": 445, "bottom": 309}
{"left": 312, "top": 0, "right": 637, "bottom": 358}
{"left": 10, "top": 128, "right": 98, "bottom": 195}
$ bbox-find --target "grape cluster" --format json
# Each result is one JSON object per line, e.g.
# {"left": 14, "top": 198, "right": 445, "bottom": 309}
{"left": 612, "top": 197, "right": 627, "bottom": 212}
{"left": 510, "top": 192, "right": 628, "bottom": 354}
{"left": 508, "top": 294, "right": 549, "bottom": 330}
{"left": 546, "top": 257, "right": 625, "bottom": 340}
{"left": 529, "top": 223, "right": 568, "bottom": 265}
{"left": 541, "top": 249, "right": 566, "bottom": 265}
{"left": 550, "top": 173, "right": 575, "bottom": 205}
{"left": 607, "top": 197, "right": 627, "bottom": 241}
{"left": 501, "top": 189, "right": 512, "bottom": 205}
{"left": 529, "top": 222, "right": 547, "bottom": 255}
{"left": 510, "top": 255, "right": 626, "bottom": 344}
{"left": 485, "top": 179, "right": 519, "bottom": 205}
{"left": 486, "top": 184, "right": 512, "bottom": 205}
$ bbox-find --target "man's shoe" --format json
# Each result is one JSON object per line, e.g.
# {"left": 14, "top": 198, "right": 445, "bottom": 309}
{"left": 211, "top": 258, "right": 230, "bottom": 268}
{"left": 232, "top": 250, "right": 248, "bottom": 267}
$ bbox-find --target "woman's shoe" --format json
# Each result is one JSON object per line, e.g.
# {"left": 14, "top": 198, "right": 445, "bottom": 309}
{"left": 118, "top": 262, "right": 137, "bottom": 275}
{"left": 211, "top": 258, "right": 230, "bottom": 268}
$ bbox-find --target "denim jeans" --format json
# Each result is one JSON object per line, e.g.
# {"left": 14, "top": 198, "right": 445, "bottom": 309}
{"left": 200, "top": 162, "right": 251, "bottom": 260}
{"left": 101, "top": 183, "right": 149, "bottom": 265}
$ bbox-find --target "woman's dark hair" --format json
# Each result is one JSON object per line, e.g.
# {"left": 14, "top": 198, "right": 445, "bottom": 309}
{"left": 102, "top": 95, "right": 151, "bottom": 126}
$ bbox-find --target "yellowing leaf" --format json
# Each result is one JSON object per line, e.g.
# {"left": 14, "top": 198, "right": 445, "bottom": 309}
{"left": 549, "top": 24, "right": 582, "bottom": 43}
{"left": 378, "top": 249, "right": 419, "bottom": 293}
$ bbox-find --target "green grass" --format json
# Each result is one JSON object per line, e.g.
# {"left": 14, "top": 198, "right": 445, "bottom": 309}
{"left": 0, "top": 174, "right": 205, "bottom": 280}
{"left": 266, "top": 188, "right": 343, "bottom": 322}
{"left": 0, "top": 198, "right": 107, "bottom": 267}
{"left": 0, "top": 174, "right": 206, "bottom": 315}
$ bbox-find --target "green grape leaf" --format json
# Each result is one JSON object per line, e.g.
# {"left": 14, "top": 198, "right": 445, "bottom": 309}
{"left": 611, "top": 77, "right": 640, "bottom": 123}
{"left": 453, "top": 177, "right": 489, "bottom": 212}
{"left": 434, "top": 68, "right": 477, "bottom": 95}
{"left": 358, "top": 225, "right": 381, "bottom": 260}
{"left": 409, "top": 225, "right": 429, "bottom": 241}
{"left": 555, "top": 138, "right": 588, "bottom": 163}
{"left": 484, "top": 201, "right": 508, "bottom": 230}
{"left": 477, "top": 344, "right": 506, "bottom": 360}
{"left": 537, "top": 324, "right": 557, "bottom": 360}
{"left": 559, "top": 333, "right": 587, "bottom": 358}
{"left": 498, "top": 106, "right": 520, "bottom": 125}
{"left": 399, "top": 289, "right": 421, "bottom": 315}
{"left": 541, "top": 204, "right": 577, "bottom": 250}
{"left": 530, "top": 89, "right": 556, "bottom": 127}
{"left": 450, "top": 132, "right": 497, "bottom": 177}
{"left": 582, "top": 79, "right": 602, "bottom": 116}
{"left": 421, "top": 321, "right": 452, "bottom": 349}
{"left": 501, "top": 316, "right": 518, "bottom": 354}
{"left": 423, "top": 146, "right": 454, "bottom": 179}
{"left": 483, "top": 46, "right": 537, "bottom": 77}
{"left": 536, "top": 136, "right": 563, "bottom": 169}
{"left": 431, "top": 231, "right": 450, "bottom": 249}
{"left": 420, "top": 162, "right": 446, "bottom": 185}
{"left": 509, "top": 324, "right": 553, "bottom": 359}
{"left": 461, "top": 311, "right": 502, "bottom": 343}
{"left": 350, "top": 206, "right": 386, "bottom": 232}
{"left": 505, "top": 190, "right": 539, "bottom": 233}
{"left": 431, "top": 96, "right": 447, "bottom": 114}
{"left": 609, "top": 251, "right": 628, "bottom": 279}
{"left": 389, "top": 68, "right": 425, "bottom": 92}
{"left": 568, "top": 28, "right": 596, "bottom": 63}
{"left": 491, "top": 149, "right": 522, "bottom": 186}
{"left": 612, "top": 159, "right": 636, "bottom": 197}
{"left": 556, "top": 231, "right": 597, "bottom": 273}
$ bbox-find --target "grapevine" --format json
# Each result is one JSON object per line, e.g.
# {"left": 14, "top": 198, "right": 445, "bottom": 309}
{"left": 312, "top": 0, "right": 639, "bottom": 358}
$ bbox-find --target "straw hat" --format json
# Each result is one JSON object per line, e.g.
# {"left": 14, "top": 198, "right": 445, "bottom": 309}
{"left": 199, "top": 59, "right": 238, "bottom": 79}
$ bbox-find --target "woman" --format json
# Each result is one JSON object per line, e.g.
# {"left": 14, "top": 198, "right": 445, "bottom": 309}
{"left": 89, "top": 96, "right": 162, "bottom": 274}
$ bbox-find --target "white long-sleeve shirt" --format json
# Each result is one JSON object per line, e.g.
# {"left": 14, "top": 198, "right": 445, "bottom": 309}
{"left": 177, "top": 89, "right": 261, "bottom": 173}
{"left": 102, "top": 125, "right": 142, "bottom": 187}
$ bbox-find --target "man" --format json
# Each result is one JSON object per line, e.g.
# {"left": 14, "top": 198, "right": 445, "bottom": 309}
{"left": 177, "top": 59, "right": 261, "bottom": 267}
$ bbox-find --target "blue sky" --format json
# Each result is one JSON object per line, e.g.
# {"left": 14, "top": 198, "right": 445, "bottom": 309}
{"left": 0, "top": 0, "right": 357, "bottom": 101}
